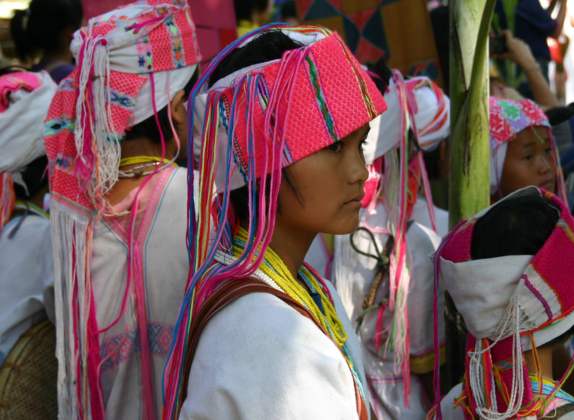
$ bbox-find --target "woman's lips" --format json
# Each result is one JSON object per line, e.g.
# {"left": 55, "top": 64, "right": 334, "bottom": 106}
{"left": 344, "top": 195, "right": 365, "bottom": 207}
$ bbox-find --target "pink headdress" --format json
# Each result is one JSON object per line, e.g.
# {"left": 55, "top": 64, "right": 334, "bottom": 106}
{"left": 0, "top": 71, "right": 56, "bottom": 229}
{"left": 489, "top": 97, "right": 567, "bottom": 201}
{"left": 436, "top": 187, "right": 574, "bottom": 419}
{"left": 163, "top": 24, "right": 386, "bottom": 418}
{"left": 43, "top": 1, "right": 201, "bottom": 419}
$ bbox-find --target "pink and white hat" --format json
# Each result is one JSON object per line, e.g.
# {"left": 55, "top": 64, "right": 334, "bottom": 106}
{"left": 363, "top": 73, "right": 450, "bottom": 164}
{"left": 44, "top": 0, "right": 201, "bottom": 210}
{"left": 437, "top": 186, "right": 574, "bottom": 418}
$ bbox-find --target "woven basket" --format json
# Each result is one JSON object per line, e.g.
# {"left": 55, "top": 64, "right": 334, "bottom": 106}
{"left": 0, "top": 320, "right": 57, "bottom": 419}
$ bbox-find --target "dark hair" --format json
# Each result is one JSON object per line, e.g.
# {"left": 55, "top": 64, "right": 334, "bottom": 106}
{"left": 471, "top": 191, "right": 559, "bottom": 259}
{"left": 367, "top": 59, "right": 392, "bottom": 94}
{"left": 281, "top": 1, "right": 297, "bottom": 20}
{"left": 14, "top": 156, "right": 49, "bottom": 200}
{"left": 234, "top": 0, "right": 270, "bottom": 22}
{"left": 10, "top": 0, "right": 83, "bottom": 61}
{"left": 123, "top": 70, "right": 198, "bottom": 144}
{"left": 209, "top": 31, "right": 302, "bottom": 223}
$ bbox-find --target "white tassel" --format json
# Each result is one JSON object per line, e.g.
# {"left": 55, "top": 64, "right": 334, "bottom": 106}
{"left": 50, "top": 201, "right": 91, "bottom": 418}
{"left": 469, "top": 294, "right": 525, "bottom": 420}
{"left": 73, "top": 26, "right": 121, "bottom": 201}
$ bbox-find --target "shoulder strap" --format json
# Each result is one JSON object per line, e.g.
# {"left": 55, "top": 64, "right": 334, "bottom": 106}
{"left": 178, "top": 277, "right": 368, "bottom": 420}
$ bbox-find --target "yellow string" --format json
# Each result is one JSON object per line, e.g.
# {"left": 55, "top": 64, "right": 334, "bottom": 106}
{"left": 119, "top": 155, "right": 172, "bottom": 167}
{"left": 232, "top": 227, "right": 348, "bottom": 349}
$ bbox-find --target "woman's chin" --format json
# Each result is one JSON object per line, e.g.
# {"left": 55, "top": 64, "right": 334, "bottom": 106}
{"left": 326, "top": 214, "right": 361, "bottom": 235}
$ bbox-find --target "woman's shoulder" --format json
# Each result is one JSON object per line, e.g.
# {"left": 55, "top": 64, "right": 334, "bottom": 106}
{"left": 183, "top": 289, "right": 359, "bottom": 419}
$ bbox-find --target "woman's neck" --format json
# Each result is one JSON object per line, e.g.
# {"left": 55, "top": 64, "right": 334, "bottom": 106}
{"left": 106, "top": 136, "right": 173, "bottom": 205}
{"left": 269, "top": 221, "right": 315, "bottom": 278}
{"left": 41, "top": 49, "right": 73, "bottom": 70}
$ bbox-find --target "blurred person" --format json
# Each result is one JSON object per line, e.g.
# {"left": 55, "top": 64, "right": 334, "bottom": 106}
{"left": 10, "top": 0, "right": 82, "bottom": 83}
{"left": 234, "top": 0, "right": 273, "bottom": 36}
{"left": 515, "top": 0, "right": 568, "bottom": 81}
{"left": 43, "top": 1, "right": 201, "bottom": 418}
{"left": 0, "top": 69, "right": 57, "bottom": 365}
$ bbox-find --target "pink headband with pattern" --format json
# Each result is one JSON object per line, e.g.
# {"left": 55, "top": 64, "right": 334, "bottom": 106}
{"left": 203, "top": 29, "right": 386, "bottom": 187}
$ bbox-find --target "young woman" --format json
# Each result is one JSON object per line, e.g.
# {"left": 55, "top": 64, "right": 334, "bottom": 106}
{"left": 437, "top": 187, "right": 574, "bottom": 419}
{"left": 162, "top": 26, "right": 387, "bottom": 419}
{"left": 43, "top": 1, "right": 201, "bottom": 418}
{"left": 0, "top": 69, "right": 56, "bottom": 365}
{"left": 489, "top": 96, "right": 567, "bottom": 203}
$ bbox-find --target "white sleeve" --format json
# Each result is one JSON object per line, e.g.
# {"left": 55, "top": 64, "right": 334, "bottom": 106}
{"left": 180, "top": 292, "right": 359, "bottom": 420}
{"left": 439, "top": 384, "right": 465, "bottom": 420}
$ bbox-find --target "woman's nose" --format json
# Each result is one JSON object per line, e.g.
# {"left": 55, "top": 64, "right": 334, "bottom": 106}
{"left": 348, "top": 147, "right": 369, "bottom": 184}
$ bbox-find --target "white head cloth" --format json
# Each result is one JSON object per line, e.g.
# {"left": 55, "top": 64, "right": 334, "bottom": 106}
{"left": 364, "top": 74, "right": 450, "bottom": 164}
{"left": 69, "top": 5, "right": 197, "bottom": 128}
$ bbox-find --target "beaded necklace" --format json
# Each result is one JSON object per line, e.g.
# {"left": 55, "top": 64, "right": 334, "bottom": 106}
{"left": 230, "top": 227, "right": 368, "bottom": 404}
{"left": 118, "top": 155, "right": 174, "bottom": 178}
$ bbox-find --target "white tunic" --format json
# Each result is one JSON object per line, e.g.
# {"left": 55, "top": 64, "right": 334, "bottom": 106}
{"left": 0, "top": 207, "right": 54, "bottom": 364}
{"left": 333, "top": 202, "right": 443, "bottom": 419}
{"left": 180, "top": 276, "right": 368, "bottom": 420}
{"left": 92, "top": 167, "right": 189, "bottom": 419}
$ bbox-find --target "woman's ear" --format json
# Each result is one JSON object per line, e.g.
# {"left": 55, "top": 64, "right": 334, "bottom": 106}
{"left": 170, "top": 90, "right": 186, "bottom": 127}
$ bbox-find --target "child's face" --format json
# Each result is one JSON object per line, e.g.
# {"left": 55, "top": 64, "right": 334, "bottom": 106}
{"left": 276, "top": 124, "right": 370, "bottom": 236}
{"left": 500, "top": 126, "right": 556, "bottom": 196}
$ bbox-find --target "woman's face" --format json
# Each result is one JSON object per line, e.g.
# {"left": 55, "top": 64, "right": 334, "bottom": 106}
{"left": 277, "top": 124, "right": 370, "bottom": 236}
{"left": 500, "top": 126, "right": 556, "bottom": 196}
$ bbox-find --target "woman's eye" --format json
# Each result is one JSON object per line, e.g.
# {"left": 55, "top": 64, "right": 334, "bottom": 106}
{"left": 328, "top": 142, "right": 343, "bottom": 153}
{"left": 545, "top": 147, "right": 552, "bottom": 156}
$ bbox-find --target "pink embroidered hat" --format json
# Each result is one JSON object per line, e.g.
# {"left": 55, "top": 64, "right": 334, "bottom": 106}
{"left": 489, "top": 97, "right": 566, "bottom": 201}
{"left": 44, "top": 0, "right": 201, "bottom": 210}
{"left": 0, "top": 71, "right": 56, "bottom": 229}
{"left": 165, "top": 25, "right": 386, "bottom": 418}
{"left": 437, "top": 186, "right": 574, "bottom": 418}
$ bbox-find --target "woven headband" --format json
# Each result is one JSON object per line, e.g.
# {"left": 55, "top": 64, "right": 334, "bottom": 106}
{"left": 193, "top": 28, "right": 385, "bottom": 191}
